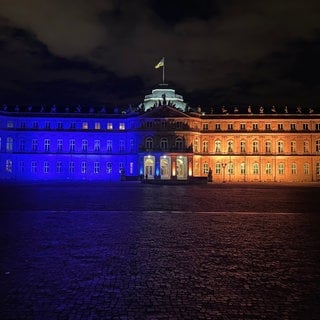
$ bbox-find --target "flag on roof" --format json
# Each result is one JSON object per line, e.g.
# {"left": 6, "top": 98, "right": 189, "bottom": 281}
{"left": 155, "top": 57, "right": 164, "bottom": 69}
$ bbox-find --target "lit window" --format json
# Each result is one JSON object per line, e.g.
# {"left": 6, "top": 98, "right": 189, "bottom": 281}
{"left": 265, "top": 141, "right": 271, "bottom": 153}
{"left": 266, "top": 163, "right": 272, "bottom": 175}
{"left": 203, "top": 163, "right": 209, "bottom": 174}
{"left": 304, "top": 163, "right": 309, "bottom": 175}
{"left": 31, "top": 161, "right": 37, "bottom": 173}
{"left": 130, "top": 162, "right": 133, "bottom": 174}
{"left": 291, "top": 141, "right": 296, "bottom": 153}
{"left": 253, "top": 123, "right": 258, "bottom": 130}
{"left": 228, "top": 162, "right": 234, "bottom": 174}
{"left": 119, "top": 123, "right": 125, "bottom": 130}
{"left": 227, "top": 140, "right": 233, "bottom": 153}
{"left": 316, "top": 140, "right": 320, "bottom": 153}
{"left": 57, "top": 139, "right": 63, "bottom": 152}
{"left": 95, "top": 122, "right": 101, "bottom": 130}
{"left": 44, "top": 139, "right": 50, "bottom": 152}
{"left": 107, "top": 140, "right": 112, "bottom": 152}
{"left": 194, "top": 139, "right": 198, "bottom": 152}
{"left": 253, "top": 141, "right": 259, "bottom": 153}
{"left": 215, "top": 141, "right": 221, "bottom": 153}
{"left": 291, "top": 163, "right": 297, "bottom": 175}
{"left": 227, "top": 123, "right": 233, "bottom": 130}
{"left": 253, "top": 163, "right": 259, "bottom": 175}
{"left": 215, "top": 123, "right": 221, "bottom": 130}
{"left": 5, "top": 159, "right": 12, "bottom": 172}
{"left": 44, "top": 161, "right": 49, "bottom": 173}
{"left": 278, "top": 141, "right": 284, "bottom": 153}
{"left": 94, "top": 140, "right": 100, "bottom": 152}
{"left": 215, "top": 163, "right": 221, "bottom": 174}
{"left": 203, "top": 141, "right": 208, "bottom": 153}
{"left": 81, "top": 162, "right": 87, "bottom": 174}
{"left": 203, "top": 123, "right": 208, "bottom": 131}
{"left": 290, "top": 123, "right": 296, "bottom": 131}
{"left": 107, "top": 123, "right": 113, "bottom": 130}
{"left": 82, "top": 122, "right": 88, "bottom": 129}
{"left": 56, "top": 162, "right": 62, "bottom": 173}
{"left": 32, "top": 139, "right": 38, "bottom": 152}
{"left": 82, "top": 140, "right": 88, "bottom": 152}
{"left": 6, "top": 137, "right": 13, "bottom": 152}
{"left": 304, "top": 141, "right": 309, "bottom": 153}
{"left": 240, "top": 141, "right": 246, "bottom": 153}
{"left": 278, "top": 123, "right": 283, "bottom": 131}
{"left": 94, "top": 162, "right": 100, "bottom": 174}
{"left": 317, "top": 162, "right": 320, "bottom": 175}
{"left": 106, "top": 162, "right": 112, "bottom": 174}
{"left": 265, "top": 123, "right": 271, "bottom": 130}
{"left": 240, "top": 163, "right": 246, "bottom": 174}
{"left": 119, "top": 162, "right": 124, "bottom": 174}
{"left": 279, "top": 163, "right": 285, "bottom": 175}
{"left": 240, "top": 123, "right": 246, "bottom": 130}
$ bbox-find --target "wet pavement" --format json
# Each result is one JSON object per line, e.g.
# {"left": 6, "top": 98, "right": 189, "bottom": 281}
{"left": 0, "top": 182, "right": 320, "bottom": 319}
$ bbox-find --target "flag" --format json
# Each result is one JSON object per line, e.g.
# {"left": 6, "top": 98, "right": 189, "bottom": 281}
{"left": 154, "top": 57, "right": 164, "bottom": 69}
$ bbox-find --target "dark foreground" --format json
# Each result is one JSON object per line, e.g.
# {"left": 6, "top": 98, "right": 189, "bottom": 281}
{"left": 0, "top": 182, "right": 320, "bottom": 319}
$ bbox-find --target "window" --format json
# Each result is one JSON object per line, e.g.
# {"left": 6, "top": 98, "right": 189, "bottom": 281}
{"left": 203, "top": 123, "right": 208, "bottom": 131}
{"left": 94, "top": 140, "right": 100, "bottom": 152}
{"left": 119, "top": 162, "right": 124, "bottom": 174}
{"left": 44, "top": 139, "right": 50, "bottom": 152}
{"left": 44, "top": 161, "right": 49, "bottom": 173}
{"left": 81, "top": 162, "right": 87, "bottom": 174}
{"left": 56, "top": 162, "right": 62, "bottom": 173}
{"left": 69, "top": 139, "right": 75, "bottom": 152}
{"left": 69, "top": 162, "right": 75, "bottom": 173}
{"left": 316, "top": 123, "right": 320, "bottom": 131}
{"left": 253, "top": 141, "right": 259, "bottom": 153}
{"left": 32, "top": 139, "right": 38, "bottom": 152}
{"left": 290, "top": 123, "right": 296, "bottom": 131}
{"left": 253, "top": 123, "right": 258, "bottom": 130}
{"left": 33, "top": 122, "right": 38, "bottom": 129}
{"left": 228, "top": 162, "right": 234, "bottom": 175}
{"left": 19, "top": 139, "right": 25, "bottom": 152}
{"left": 31, "top": 161, "right": 37, "bottom": 173}
{"left": 6, "top": 137, "right": 13, "bottom": 152}
{"left": 45, "top": 122, "right": 50, "bottom": 129}
{"left": 194, "top": 139, "right": 198, "bottom": 152}
{"left": 278, "top": 163, "right": 285, "bottom": 175}
{"left": 94, "top": 122, "right": 101, "bottom": 130}
{"left": 5, "top": 160, "right": 12, "bottom": 173}
{"left": 266, "top": 163, "right": 272, "bottom": 175}
{"left": 130, "top": 139, "right": 134, "bottom": 152}
{"left": 265, "top": 141, "right": 271, "bottom": 153}
{"left": 265, "top": 123, "right": 271, "bottom": 131}
{"left": 146, "top": 121, "right": 153, "bottom": 128}
{"left": 146, "top": 137, "right": 153, "bottom": 150}
{"left": 19, "top": 161, "right": 24, "bottom": 172}
{"left": 82, "top": 140, "right": 88, "bottom": 152}
{"left": 161, "top": 122, "right": 167, "bottom": 129}
{"left": 304, "top": 163, "right": 309, "bottom": 175}
{"left": 317, "top": 162, "right": 320, "bottom": 175}
{"left": 119, "top": 140, "right": 125, "bottom": 152}
{"left": 215, "top": 123, "right": 221, "bottom": 130}
{"left": 203, "top": 141, "right": 208, "bottom": 153}
{"left": 57, "top": 122, "right": 63, "bottom": 129}
{"left": 304, "top": 141, "right": 309, "bottom": 153}
{"left": 82, "top": 122, "right": 88, "bottom": 129}
{"left": 130, "top": 162, "right": 133, "bottom": 174}
{"left": 240, "top": 123, "right": 246, "bottom": 130}
{"left": 175, "top": 137, "right": 183, "bottom": 150}
{"left": 278, "top": 141, "right": 284, "bottom": 153}
{"left": 227, "top": 140, "right": 234, "bottom": 153}
{"left": 119, "top": 123, "right": 125, "bottom": 130}
{"left": 7, "top": 121, "right": 14, "bottom": 128}
{"left": 20, "top": 122, "right": 26, "bottom": 129}
{"left": 240, "top": 162, "right": 246, "bottom": 175}
{"left": 57, "top": 139, "right": 63, "bottom": 152}
{"left": 176, "top": 122, "right": 183, "bottom": 129}
{"left": 106, "top": 162, "right": 112, "bottom": 174}
{"left": 94, "top": 162, "right": 100, "bottom": 174}
{"left": 303, "top": 123, "right": 309, "bottom": 130}
{"left": 316, "top": 140, "right": 320, "bottom": 153}
{"left": 240, "top": 141, "right": 246, "bottom": 153}
{"left": 291, "top": 163, "right": 297, "bottom": 175}
{"left": 215, "top": 163, "right": 221, "bottom": 174}
{"left": 203, "top": 163, "right": 209, "bottom": 174}
{"left": 160, "top": 138, "right": 168, "bottom": 150}
{"left": 107, "top": 140, "right": 112, "bottom": 152}
{"left": 107, "top": 122, "right": 113, "bottom": 130}
{"left": 70, "top": 123, "right": 76, "bottom": 129}
{"left": 291, "top": 141, "right": 296, "bottom": 153}
{"left": 215, "top": 140, "right": 221, "bottom": 153}
{"left": 278, "top": 123, "right": 283, "bottom": 131}
{"left": 253, "top": 163, "right": 259, "bottom": 175}
{"left": 227, "top": 123, "right": 233, "bottom": 130}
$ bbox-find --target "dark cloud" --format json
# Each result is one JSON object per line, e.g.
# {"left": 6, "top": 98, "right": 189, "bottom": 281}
{"left": 0, "top": 0, "right": 320, "bottom": 108}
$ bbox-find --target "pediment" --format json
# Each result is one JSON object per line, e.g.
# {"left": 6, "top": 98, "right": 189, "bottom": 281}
{"left": 140, "top": 105, "right": 190, "bottom": 118}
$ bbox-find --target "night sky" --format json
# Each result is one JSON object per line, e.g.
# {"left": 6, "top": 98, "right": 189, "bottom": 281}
{"left": 0, "top": 0, "right": 320, "bottom": 111}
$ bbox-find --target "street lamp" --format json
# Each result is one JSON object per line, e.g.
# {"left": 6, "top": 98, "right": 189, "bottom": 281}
{"left": 221, "top": 162, "right": 227, "bottom": 183}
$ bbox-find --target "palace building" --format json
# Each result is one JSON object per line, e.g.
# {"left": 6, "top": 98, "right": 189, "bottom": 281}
{"left": 1, "top": 84, "right": 320, "bottom": 183}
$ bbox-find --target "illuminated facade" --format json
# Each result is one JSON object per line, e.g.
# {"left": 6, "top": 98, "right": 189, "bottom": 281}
{"left": 1, "top": 86, "right": 320, "bottom": 182}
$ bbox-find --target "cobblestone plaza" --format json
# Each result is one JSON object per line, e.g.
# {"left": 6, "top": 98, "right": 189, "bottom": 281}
{"left": 1, "top": 183, "right": 320, "bottom": 319}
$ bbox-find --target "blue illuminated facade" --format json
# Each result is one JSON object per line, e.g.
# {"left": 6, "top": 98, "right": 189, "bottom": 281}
{"left": 1, "top": 85, "right": 320, "bottom": 183}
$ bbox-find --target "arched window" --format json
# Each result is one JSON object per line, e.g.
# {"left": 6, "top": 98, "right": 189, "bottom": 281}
{"left": 6, "top": 137, "right": 13, "bottom": 152}
{"left": 240, "top": 141, "right": 246, "bottom": 153}
{"left": 215, "top": 140, "right": 221, "bottom": 153}
{"left": 279, "top": 163, "right": 285, "bottom": 175}
{"left": 175, "top": 137, "right": 183, "bottom": 150}
{"left": 145, "top": 137, "right": 153, "bottom": 150}
{"left": 291, "top": 163, "right": 297, "bottom": 174}
{"left": 160, "top": 138, "right": 168, "bottom": 150}
{"left": 203, "top": 141, "right": 208, "bottom": 153}
{"left": 316, "top": 139, "right": 320, "bottom": 153}
{"left": 227, "top": 140, "right": 234, "bottom": 153}
{"left": 265, "top": 141, "right": 271, "bottom": 153}
{"left": 252, "top": 141, "right": 259, "bottom": 153}
{"left": 253, "top": 163, "right": 259, "bottom": 175}
{"left": 203, "top": 162, "right": 209, "bottom": 174}
{"left": 240, "top": 162, "right": 246, "bottom": 174}
{"left": 304, "top": 163, "right": 309, "bottom": 175}
{"left": 266, "top": 163, "right": 272, "bottom": 175}
{"left": 278, "top": 141, "right": 284, "bottom": 153}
